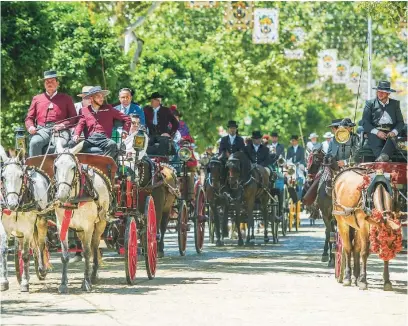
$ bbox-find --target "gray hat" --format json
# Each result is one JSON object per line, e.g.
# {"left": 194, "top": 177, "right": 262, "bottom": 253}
{"left": 83, "top": 86, "right": 110, "bottom": 99}
{"left": 373, "top": 81, "right": 395, "bottom": 93}
{"left": 41, "top": 70, "right": 62, "bottom": 80}
{"left": 308, "top": 132, "right": 319, "bottom": 139}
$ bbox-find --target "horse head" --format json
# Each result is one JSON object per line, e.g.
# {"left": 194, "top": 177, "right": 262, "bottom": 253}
{"left": 54, "top": 141, "right": 83, "bottom": 203}
{"left": 307, "top": 146, "right": 325, "bottom": 175}
{"left": 208, "top": 157, "right": 223, "bottom": 186}
{"left": 0, "top": 153, "right": 25, "bottom": 211}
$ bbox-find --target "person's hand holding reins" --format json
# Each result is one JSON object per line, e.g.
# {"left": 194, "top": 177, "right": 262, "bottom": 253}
{"left": 376, "top": 131, "right": 387, "bottom": 140}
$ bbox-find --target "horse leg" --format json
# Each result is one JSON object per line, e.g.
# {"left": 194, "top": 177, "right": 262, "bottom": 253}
{"left": 234, "top": 209, "right": 243, "bottom": 246}
{"left": 0, "top": 218, "right": 9, "bottom": 291}
{"left": 357, "top": 223, "right": 370, "bottom": 290}
{"left": 245, "top": 203, "right": 255, "bottom": 246}
{"left": 383, "top": 261, "right": 392, "bottom": 291}
{"left": 213, "top": 204, "right": 222, "bottom": 246}
{"left": 328, "top": 219, "right": 336, "bottom": 267}
{"left": 76, "top": 229, "right": 92, "bottom": 292}
{"left": 35, "top": 217, "right": 49, "bottom": 278}
{"left": 263, "top": 198, "right": 270, "bottom": 244}
{"left": 91, "top": 220, "right": 106, "bottom": 284}
{"left": 20, "top": 237, "right": 31, "bottom": 292}
{"left": 337, "top": 220, "right": 352, "bottom": 286}
{"left": 158, "top": 211, "right": 168, "bottom": 258}
{"left": 352, "top": 228, "right": 361, "bottom": 285}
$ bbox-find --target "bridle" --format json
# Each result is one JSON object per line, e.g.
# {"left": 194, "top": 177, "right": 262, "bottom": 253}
{"left": 54, "top": 151, "right": 80, "bottom": 193}
{"left": 207, "top": 159, "right": 223, "bottom": 196}
{"left": 226, "top": 158, "right": 241, "bottom": 190}
{"left": 1, "top": 161, "right": 27, "bottom": 209}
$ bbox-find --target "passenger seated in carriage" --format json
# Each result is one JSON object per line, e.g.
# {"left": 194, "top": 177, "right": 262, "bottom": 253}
{"left": 71, "top": 86, "right": 131, "bottom": 159}
{"left": 361, "top": 81, "right": 405, "bottom": 162}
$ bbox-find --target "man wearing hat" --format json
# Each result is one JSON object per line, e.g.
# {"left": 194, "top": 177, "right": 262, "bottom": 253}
{"left": 362, "top": 81, "right": 405, "bottom": 162}
{"left": 327, "top": 118, "right": 359, "bottom": 167}
{"left": 72, "top": 86, "right": 131, "bottom": 159}
{"left": 115, "top": 88, "right": 145, "bottom": 125}
{"left": 269, "top": 132, "right": 285, "bottom": 159}
{"left": 25, "top": 70, "right": 77, "bottom": 157}
{"left": 321, "top": 131, "right": 334, "bottom": 154}
{"left": 143, "top": 92, "right": 179, "bottom": 140}
{"left": 286, "top": 135, "right": 305, "bottom": 166}
{"left": 306, "top": 132, "right": 321, "bottom": 153}
{"left": 218, "top": 120, "right": 245, "bottom": 155}
{"left": 75, "top": 86, "right": 93, "bottom": 114}
{"left": 244, "top": 131, "right": 271, "bottom": 173}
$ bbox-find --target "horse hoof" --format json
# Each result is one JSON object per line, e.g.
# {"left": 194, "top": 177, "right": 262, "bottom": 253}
{"left": 238, "top": 239, "right": 244, "bottom": 246}
{"left": 70, "top": 255, "right": 83, "bottom": 263}
{"left": 264, "top": 237, "right": 269, "bottom": 244}
{"left": 20, "top": 283, "right": 29, "bottom": 293}
{"left": 343, "top": 278, "right": 352, "bottom": 287}
{"left": 81, "top": 279, "right": 92, "bottom": 292}
{"left": 0, "top": 280, "right": 9, "bottom": 292}
{"left": 384, "top": 282, "right": 393, "bottom": 291}
{"left": 58, "top": 284, "right": 69, "bottom": 294}
{"left": 321, "top": 255, "right": 329, "bottom": 263}
{"left": 327, "top": 260, "right": 335, "bottom": 268}
{"left": 158, "top": 251, "right": 164, "bottom": 259}
{"left": 91, "top": 273, "right": 99, "bottom": 284}
{"left": 250, "top": 235, "right": 255, "bottom": 240}
{"left": 245, "top": 241, "right": 255, "bottom": 247}
{"left": 358, "top": 281, "right": 368, "bottom": 290}
{"left": 216, "top": 240, "right": 223, "bottom": 247}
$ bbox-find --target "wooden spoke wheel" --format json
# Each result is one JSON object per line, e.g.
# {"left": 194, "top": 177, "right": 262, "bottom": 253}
{"left": 295, "top": 201, "right": 301, "bottom": 232}
{"left": 194, "top": 187, "right": 206, "bottom": 254}
{"left": 124, "top": 216, "right": 138, "bottom": 285}
{"left": 177, "top": 200, "right": 188, "bottom": 256}
{"left": 335, "top": 232, "right": 345, "bottom": 283}
{"left": 144, "top": 196, "right": 157, "bottom": 280}
{"left": 288, "top": 198, "right": 295, "bottom": 232}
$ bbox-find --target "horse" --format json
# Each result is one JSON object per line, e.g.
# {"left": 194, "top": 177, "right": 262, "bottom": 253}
{"left": 302, "top": 146, "right": 336, "bottom": 266}
{"left": 0, "top": 147, "right": 51, "bottom": 292}
{"left": 53, "top": 141, "right": 111, "bottom": 293}
{"left": 332, "top": 167, "right": 403, "bottom": 290}
{"left": 205, "top": 156, "right": 228, "bottom": 246}
{"left": 224, "top": 151, "right": 270, "bottom": 246}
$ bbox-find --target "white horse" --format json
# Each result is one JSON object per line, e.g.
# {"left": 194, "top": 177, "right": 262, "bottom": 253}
{"left": 53, "top": 141, "right": 111, "bottom": 293}
{"left": 0, "top": 146, "right": 51, "bottom": 292}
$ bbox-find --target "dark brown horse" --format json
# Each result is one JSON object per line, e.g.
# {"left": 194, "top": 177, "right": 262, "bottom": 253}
{"left": 224, "top": 151, "right": 270, "bottom": 246}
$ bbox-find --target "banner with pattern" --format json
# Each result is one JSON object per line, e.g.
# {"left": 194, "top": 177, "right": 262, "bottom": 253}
{"left": 333, "top": 60, "right": 350, "bottom": 84}
{"left": 317, "top": 49, "right": 337, "bottom": 76}
{"left": 252, "top": 8, "right": 279, "bottom": 43}
{"left": 224, "top": 1, "right": 254, "bottom": 30}
{"left": 185, "top": 1, "right": 217, "bottom": 9}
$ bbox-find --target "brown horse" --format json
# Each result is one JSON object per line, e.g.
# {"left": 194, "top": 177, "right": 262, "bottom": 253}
{"left": 224, "top": 151, "right": 270, "bottom": 246}
{"left": 332, "top": 167, "right": 401, "bottom": 290}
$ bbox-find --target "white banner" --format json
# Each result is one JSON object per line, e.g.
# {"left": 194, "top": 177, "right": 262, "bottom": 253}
{"left": 225, "top": 1, "right": 254, "bottom": 30}
{"left": 186, "top": 1, "right": 217, "bottom": 8}
{"left": 317, "top": 49, "right": 337, "bottom": 76}
{"left": 347, "top": 66, "right": 362, "bottom": 94}
{"left": 284, "top": 49, "right": 304, "bottom": 60}
{"left": 253, "top": 8, "right": 279, "bottom": 44}
{"left": 333, "top": 60, "right": 350, "bottom": 84}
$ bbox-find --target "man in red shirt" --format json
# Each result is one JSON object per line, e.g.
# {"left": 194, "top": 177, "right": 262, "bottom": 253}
{"left": 25, "top": 70, "right": 77, "bottom": 157}
{"left": 72, "top": 86, "right": 131, "bottom": 159}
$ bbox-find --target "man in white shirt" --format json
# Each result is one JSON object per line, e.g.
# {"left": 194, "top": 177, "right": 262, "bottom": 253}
{"left": 362, "top": 81, "right": 405, "bottom": 162}
{"left": 306, "top": 132, "right": 321, "bottom": 153}
{"left": 321, "top": 132, "right": 333, "bottom": 154}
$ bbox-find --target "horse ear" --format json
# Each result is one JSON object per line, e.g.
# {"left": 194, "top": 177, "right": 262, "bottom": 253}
{"left": 0, "top": 144, "right": 8, "bottom": 163}
{"left": 54, "top": 135, "right": 65, "bottom": 153}
{"left": 69, "top": 141, "right": 84, "bottom": 155}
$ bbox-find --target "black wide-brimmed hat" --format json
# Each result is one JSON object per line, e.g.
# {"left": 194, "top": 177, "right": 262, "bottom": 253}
{"left": 271, "top": 132, "right": 279, "bottom": 137}
{"left": 339, "top": 118, "right": 356, "bottom": 127}
{"left": 327, "top": 118, "right": 343, "bottom": 127}
{"left": 290, "top": 135, "right": 299, "bottom": 140}
{"left": 373, "top": 81, "right": 395, "bottom": 93}
{"left": 83, "top": 86, "right": 110, "bottom": 99}
{"left": 252, "top": 131, "right": 263, "bottom": 139}
{"left": 227, "top": 120, "right": 238, "bottom": 128}
{"left": 41, "top": 70, "right": 63, "bottom": 80}
{"left": 150, "top": 92, "right": 164, "bottom": 99}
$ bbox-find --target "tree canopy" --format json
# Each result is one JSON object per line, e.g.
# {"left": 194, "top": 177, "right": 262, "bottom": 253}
{"left": 1, "top": 1, "right": 406, "bottom": 150}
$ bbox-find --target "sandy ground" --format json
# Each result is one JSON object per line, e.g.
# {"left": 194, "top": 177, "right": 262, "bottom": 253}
{"left": 1, "top": 217, "right": 407, "bottom": 326}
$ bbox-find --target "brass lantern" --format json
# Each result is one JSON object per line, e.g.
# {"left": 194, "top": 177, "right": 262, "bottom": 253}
{"left": 133, "top": 131, "right": 146, "bottom": 151}
{"left": 14, "top": 127, "right": 26, "bottom": 153}
{"left": 334, "top": 126, "right": 351, "bottom": 144}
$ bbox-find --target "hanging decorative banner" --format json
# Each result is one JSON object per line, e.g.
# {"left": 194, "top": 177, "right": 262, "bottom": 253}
{"left": 333, "top": 60, "right": 350, "bottom": 84}
{"left": 224, "top": 1, "right": 254, "bottom": 30}
{"left": 347, "top": 66, "right": 362, "bottom": 93}
{"left": 398, "top": 21, "right": 408, "bottom": 41}
{"left": 317, "top": 49, "right": 337, "bottom": 76}
{"left": 290, "top": 27, "right": 306, "bottom": 46}
{"left": 186, "top": 1, "right": 217, "bottom": 9}
{"left": 284, "top": 49, "right": 304, "bottom": 59}
{"left": 252, "top": 8, "right": 279, "bottom": 43}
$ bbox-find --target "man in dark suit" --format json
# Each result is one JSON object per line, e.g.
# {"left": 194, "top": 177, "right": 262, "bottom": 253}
{"left": 115, "top": 88, "right": 145, "bottom": 125}
{"left": 218, "top": 120, "right": 245, "bottom": 156}
{"left": 245, "top": 131, "right": 270, "bottom": 169}
{"left": 286, "top": 135, "right": 305, "bottom": 166}
{"left": 269, "top": 131, "right": 285, "bottom": 162}
{"left": 362, "top": 81, "right": 405, "bottom": 162}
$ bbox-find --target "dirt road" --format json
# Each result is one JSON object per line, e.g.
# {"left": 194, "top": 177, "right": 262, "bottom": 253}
{"left": 1, "top": 218, "right": 407, "bottom": 326}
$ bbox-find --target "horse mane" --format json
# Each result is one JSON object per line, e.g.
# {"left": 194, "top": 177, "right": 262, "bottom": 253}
{"left": 230, "top": 151, "right": 251, "bottom": 183}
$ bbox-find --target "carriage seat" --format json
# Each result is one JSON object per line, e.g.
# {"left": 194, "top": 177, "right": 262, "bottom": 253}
{"left": 354, "top": 141, "right": 407, "bottom": 163}
{"left": 81, "top": 147, "right": 104, "bottom": 154}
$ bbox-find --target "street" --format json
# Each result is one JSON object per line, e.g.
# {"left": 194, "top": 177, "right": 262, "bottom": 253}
{"left": 1, "top": 217, "right": 407, "bottom": 326}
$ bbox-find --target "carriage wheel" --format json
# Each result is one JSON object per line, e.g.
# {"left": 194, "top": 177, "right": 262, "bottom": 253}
{"left": 194, "top": 187, "right": 206, "bottom": 254}
{"left": 34, "top": 247, "right": 49, "bottom": 281}
{"left": 295, "top": 201, "right": 301, "bottom": 232}
{"left": 124, "top": 216, "right": 138, "bottom": 285}
{"left": 335, "top": 232, "right": 345, "bottom": 283}
{"left": 272, "top": 195, "right": 279, "bottom": 242}
{"left": 288, "top": 199, "right": 294, "bottom": 232}
{"left": 177, "top": 201, "right": 188, "bottom": 256}
{"left": 144, "top": 196, "right": 157, "bottom": 280}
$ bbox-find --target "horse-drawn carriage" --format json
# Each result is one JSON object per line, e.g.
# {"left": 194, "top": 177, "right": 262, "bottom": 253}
{"left": 332, "top": 127, "right": 407, "bottom": 290}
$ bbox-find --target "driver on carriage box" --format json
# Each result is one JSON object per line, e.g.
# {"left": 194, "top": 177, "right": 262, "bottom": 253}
{"left": 25, "top": 70, "right": 77, "bottom": 157}
{"left": 286, "top": 135, "right": 305, "bottom": 166}
{"left": 244, "top": 131, "right": 271, "bottom": 175}
{"left": 327, "top": 118, "right": 359, "bottom": 168}
{"left": 72, "top": 86, "right": 131, "bottom": 159}
{"left": 218, "top": 120, "right": 245, "bottom": 156}
{"left": 361, "top": 81, "right": 405, "bottom": 162}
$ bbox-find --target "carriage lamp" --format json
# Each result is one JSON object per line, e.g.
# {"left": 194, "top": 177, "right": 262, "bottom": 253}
{"left": 133, "top": 130, "right": 146, "bottom": 151}
{"left": 179, "top": 147, "right": 192, "bottom": 162}
{"left": 199, "top": 156, "right": 210, "bottom": 166}
{"left": 14, "top": 127, "right": 26, "bottom": 152}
